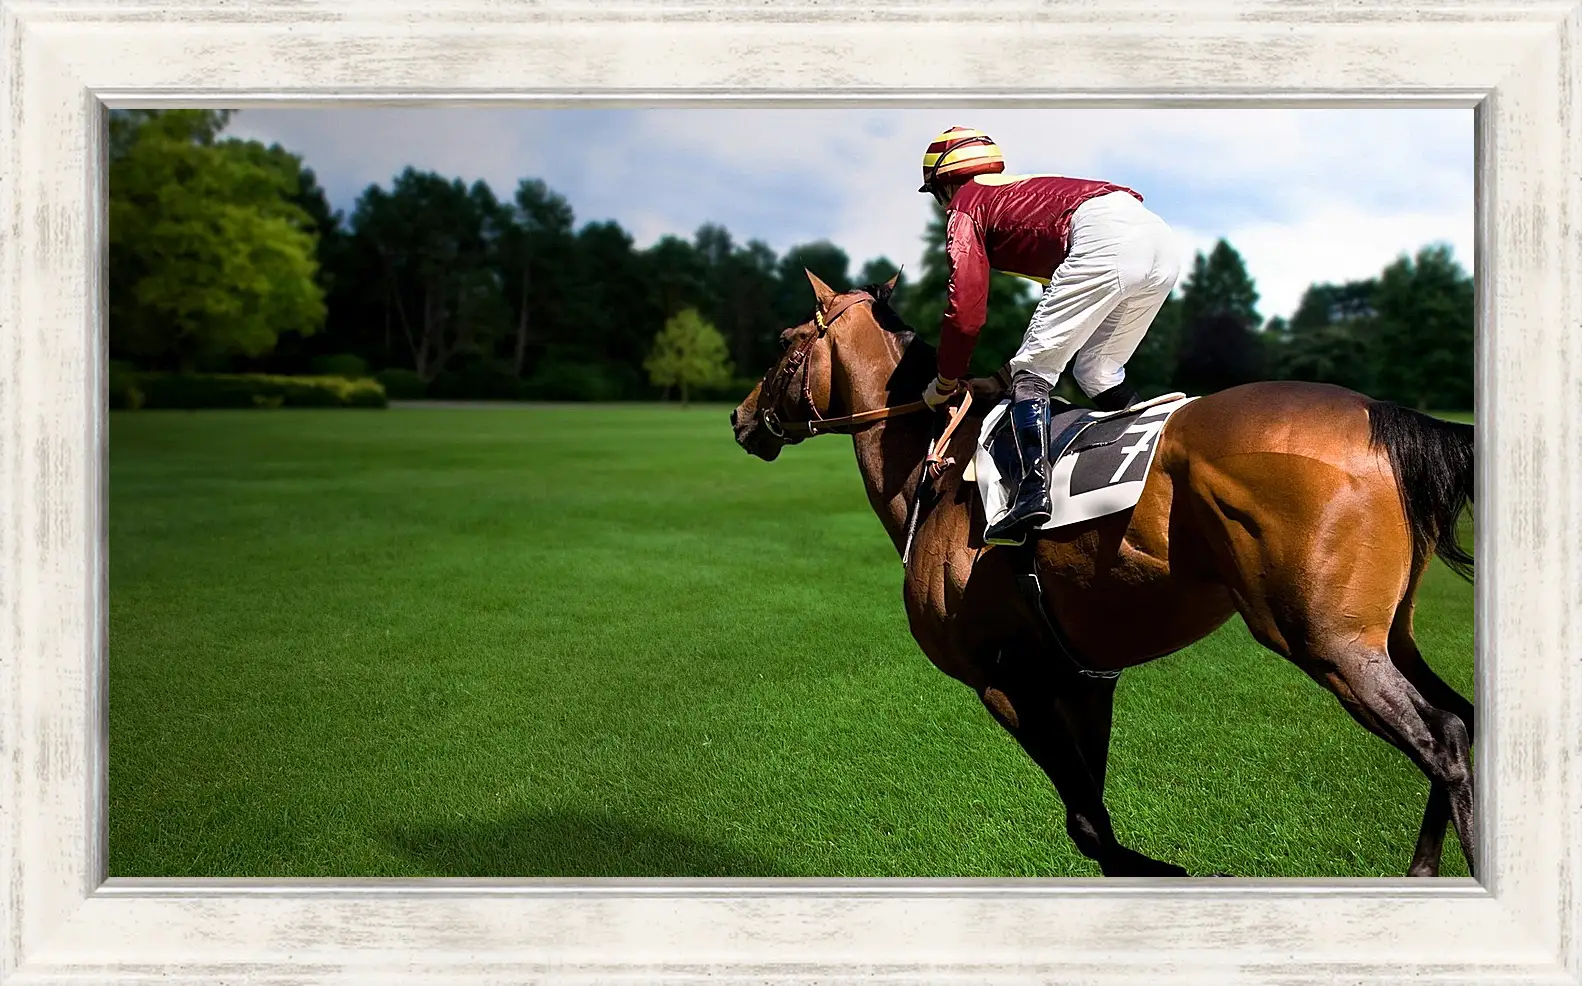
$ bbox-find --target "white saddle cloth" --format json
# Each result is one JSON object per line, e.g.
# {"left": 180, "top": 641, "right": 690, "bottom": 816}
{"left": 968, "top": 393, "right": 1197, "bottom": 532}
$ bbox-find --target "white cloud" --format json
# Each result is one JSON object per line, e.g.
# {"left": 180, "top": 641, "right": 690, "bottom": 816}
{"left": 1176, "top": 205, "right": 1474, "bottom": 323}
{"left": 221, "top": 107, "right": 1473, "bottom": 320}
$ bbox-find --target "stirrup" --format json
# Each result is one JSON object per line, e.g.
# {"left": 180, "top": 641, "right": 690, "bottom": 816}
{"left": 985, "top": 494, "right": 1051, "bottom": 545}
{"left": 984, "top": 524, "right": 1029, "bottom": 547}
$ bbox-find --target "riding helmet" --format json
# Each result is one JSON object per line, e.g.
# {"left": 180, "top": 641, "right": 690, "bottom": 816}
{"left": 919, "top": 126, "right": 1005, "bottom": 197}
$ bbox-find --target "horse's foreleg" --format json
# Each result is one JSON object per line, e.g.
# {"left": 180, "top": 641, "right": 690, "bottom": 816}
{"left": 980, "top": 656, "right": 1186, "bottom": 877}
{"left": 1052, "top": 671, "right": 1119, "bottom": 794}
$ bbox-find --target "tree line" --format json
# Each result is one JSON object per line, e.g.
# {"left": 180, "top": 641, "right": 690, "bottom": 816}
{"left": 108, "top": 109, "right": 1474, "bottom": 410}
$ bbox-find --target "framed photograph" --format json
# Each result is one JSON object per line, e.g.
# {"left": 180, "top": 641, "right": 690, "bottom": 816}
{"left": 2, "top": 1, "right": 1578, "bottom": 983}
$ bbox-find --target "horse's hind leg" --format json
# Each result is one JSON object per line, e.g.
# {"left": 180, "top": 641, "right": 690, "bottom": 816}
{"left": 1306, "top": 670, "right": 1461, "bottom": 878}
{"left": 981, "top": 648, "right": 1185, "bottom": 877}
{"left": 1186, "top": 450, "right": 1475, "bottom": 878}
{"left": 1387, "top": 583, "right": 1475, "bottom": 877}
{"left": 1274, "top": 566, "right": 1474, "bottom": 877}
{"left": 1302, "top": 600, "right": 1475, "bottom": 876}
{"left": 1298, "top": 635, "right": 1478, "bottom": 879}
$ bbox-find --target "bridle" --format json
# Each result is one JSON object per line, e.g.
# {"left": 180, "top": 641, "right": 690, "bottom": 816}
{"left": 755, "top": 288, "right": 976, "bottom": 498}
{"left": 756, "top": 291, "right": 930, "bottom": 440}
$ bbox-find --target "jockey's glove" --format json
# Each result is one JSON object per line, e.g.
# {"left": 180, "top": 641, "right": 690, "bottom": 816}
{"left": 922, "top": 374, "right": 963, "bottom": 411}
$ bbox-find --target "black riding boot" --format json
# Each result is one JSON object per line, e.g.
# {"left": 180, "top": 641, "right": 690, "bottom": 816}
{"left": 984, "top": 395, "right": 1052, "bottom": 545}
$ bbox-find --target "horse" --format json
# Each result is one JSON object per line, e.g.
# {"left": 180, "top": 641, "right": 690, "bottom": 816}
{"left": 728, "top": 269, "right": 1477, "bottom": 879}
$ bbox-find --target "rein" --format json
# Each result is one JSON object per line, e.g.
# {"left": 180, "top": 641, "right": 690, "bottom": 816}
{"left": 900, "top": 387, "right": 974, "bottom": 569}
{"left": 763, "top": 400, "right": 929, "bottom": 439}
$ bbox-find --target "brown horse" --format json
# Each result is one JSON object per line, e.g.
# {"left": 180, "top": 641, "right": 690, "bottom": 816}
{"left": 729, "top": 270, "right": 1476, "bottom": 879}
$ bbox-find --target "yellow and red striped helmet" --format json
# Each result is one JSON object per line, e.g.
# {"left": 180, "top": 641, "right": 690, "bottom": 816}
{"left": 919, "top": 126, "right": 1004, "bottom": 193}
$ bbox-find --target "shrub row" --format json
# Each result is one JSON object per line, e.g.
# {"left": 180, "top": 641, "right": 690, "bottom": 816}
{"left": 110, "top": 371, "right": 387, "bottom": 410}
{"left": 373, "top": 361, "right": 756, "bottom": 404}
{"left": 107, "top": 356, "right": 761, "bottom": 410}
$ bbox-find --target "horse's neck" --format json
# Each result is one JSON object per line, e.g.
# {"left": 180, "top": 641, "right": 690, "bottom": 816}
{"left": 833, "top": 327, "right": 939, "bottom": 556}
{"left": 851, "top": 412, "right": 933, "bottom": 556}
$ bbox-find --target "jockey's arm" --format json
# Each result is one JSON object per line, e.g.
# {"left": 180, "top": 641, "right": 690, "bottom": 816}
{"left": 936, "top": 209, "right": 991, "bottom": 382}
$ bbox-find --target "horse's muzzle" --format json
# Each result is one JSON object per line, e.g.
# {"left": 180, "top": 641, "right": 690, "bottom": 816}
{"left": 731, "top": 406, "right": 784, "bottom": 461}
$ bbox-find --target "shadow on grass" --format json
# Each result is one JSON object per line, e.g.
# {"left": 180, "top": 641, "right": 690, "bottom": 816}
{"left": 384, "top": 809, "right": 804, "bottom": 878}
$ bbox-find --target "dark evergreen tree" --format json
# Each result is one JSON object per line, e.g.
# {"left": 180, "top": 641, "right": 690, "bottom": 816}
{"left": 1174, "top": 239, "right": 1266, "bottom": 394}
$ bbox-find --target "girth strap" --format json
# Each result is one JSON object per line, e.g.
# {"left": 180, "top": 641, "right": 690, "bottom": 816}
{"left": 1008, "top": 541, "right": 1121, "bottom": 680}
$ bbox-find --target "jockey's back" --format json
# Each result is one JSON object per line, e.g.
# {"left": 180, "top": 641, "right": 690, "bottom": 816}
{"left": 946, "top": 174, "right": 1143, "bottom": 286}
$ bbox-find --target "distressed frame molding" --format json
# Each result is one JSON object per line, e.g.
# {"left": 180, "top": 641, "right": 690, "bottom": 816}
{"left": 1, "top": 1, "right": 1579, "bottom": 983}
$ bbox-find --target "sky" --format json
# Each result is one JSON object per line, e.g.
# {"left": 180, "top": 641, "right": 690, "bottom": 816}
{"left": 222, "top": 108, "right": 1473, "bottom": 323}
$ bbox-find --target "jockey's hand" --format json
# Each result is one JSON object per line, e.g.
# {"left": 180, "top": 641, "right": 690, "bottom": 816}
{"left": 921, "top": 375, "right": 962, "bottom": 411}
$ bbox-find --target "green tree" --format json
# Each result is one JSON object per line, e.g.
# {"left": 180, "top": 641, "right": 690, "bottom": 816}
{"left": 347, "top": 169, "right": 508, "bottom": 381}
{"left": 1289, "top": 279, "right": 1378, "bottom": 330}
{"left": 646, "top": 234, "right": 712, "bottom": 321}
{"left": 1266, "top": 252, "right": 1472, "bottom": 410}
{"left": 645, "top": 308, "right": 733, "bottom": 406}
{"left": 497, "top": 178, "right": 576, "bottom": 377}
{"left": 573, "top": 220, "right": 655, "bottom": 384}
{"left": 108, "top": 110, "right": 325, "bottom": 372}
{"left": 774, "top": 241, "right": 853, "bottom": 331}
{"left": 255, "top": 162, "right": 354, "bottom": 374}
{"left": 1372, "top": 245, "right": 1474, "bottom": 410}
{"left": 109, "top": 108, "right": 231, "bottom": 165}
{"left": 1268, "top": 279, "right": 1380, "bottom": 394}
{"left": 698, "top": 228, "right": 781, "bottom": 379}
{"left": 1179, "top": 239, "right": 1261, "bottom": 327}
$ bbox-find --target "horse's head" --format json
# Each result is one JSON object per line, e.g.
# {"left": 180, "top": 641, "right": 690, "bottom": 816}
{"left": 730, "top": 268, "right": 914, "bottom": 461}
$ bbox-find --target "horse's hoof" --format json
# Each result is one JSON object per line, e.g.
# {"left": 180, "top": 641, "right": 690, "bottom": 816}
{"left": 1141, "top": 862, "right": 1190, "bottom": 878}
{"left": 1103, "top": 852, "right": 1190, "bottom": 878}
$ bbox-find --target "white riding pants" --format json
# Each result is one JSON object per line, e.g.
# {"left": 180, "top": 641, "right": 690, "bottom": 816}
{"left": 1004, "top": 191, "right": 1182, "bottom": 397}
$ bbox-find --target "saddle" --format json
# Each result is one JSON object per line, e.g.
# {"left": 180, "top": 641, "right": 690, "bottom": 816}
{"left": 968, "top": 389, "right": 1196, "bottom": 533}
{"left": 974, "top": 391, "right": 1189, "bottom": 483}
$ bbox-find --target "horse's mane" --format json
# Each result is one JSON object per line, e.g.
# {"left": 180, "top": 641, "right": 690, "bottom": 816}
{"left": 859, "top": 281, "right": 938, "bottom": 403}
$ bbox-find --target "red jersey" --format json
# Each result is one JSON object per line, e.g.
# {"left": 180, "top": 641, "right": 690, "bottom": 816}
{"left": 936, "top": 174, "right": 1143, "bottom": 379}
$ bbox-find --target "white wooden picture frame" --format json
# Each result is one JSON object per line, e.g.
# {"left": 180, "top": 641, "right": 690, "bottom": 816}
{"left": 2, "top": 1, "right": 1578, "bottom": 982}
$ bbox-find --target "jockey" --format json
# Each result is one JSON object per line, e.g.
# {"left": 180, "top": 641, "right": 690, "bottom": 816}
{"left": 916, "top": 126, "right": 1182, "bottom": 545}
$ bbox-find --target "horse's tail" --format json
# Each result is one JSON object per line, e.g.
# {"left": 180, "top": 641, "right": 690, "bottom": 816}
{"left": 1366, "top": 401, "right": 1474, "bottom": 583}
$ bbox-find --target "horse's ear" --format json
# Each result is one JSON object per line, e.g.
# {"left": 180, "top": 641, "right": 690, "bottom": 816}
{"left": 804, "top": 268, "right": 838, "bottom": 309}
{"left": 879, "top": 267, "right": 903, "bottom": 302}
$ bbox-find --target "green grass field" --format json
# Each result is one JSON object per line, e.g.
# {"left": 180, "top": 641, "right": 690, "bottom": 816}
{"left": 108, "top": 404, "right": 1474, "bottom": 878}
